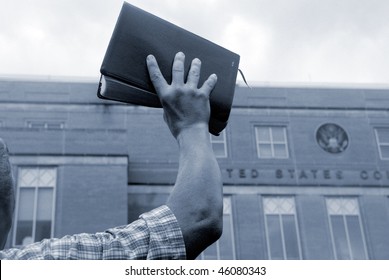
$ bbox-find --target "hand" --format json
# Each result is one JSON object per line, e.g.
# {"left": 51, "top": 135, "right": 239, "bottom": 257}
{"left": 146, "top": 52, "right": 217, "bottom": 138}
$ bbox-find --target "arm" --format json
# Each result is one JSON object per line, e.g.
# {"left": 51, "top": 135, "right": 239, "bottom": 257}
{"left": 146, "top": 52, "right": 223, "bottom": 259}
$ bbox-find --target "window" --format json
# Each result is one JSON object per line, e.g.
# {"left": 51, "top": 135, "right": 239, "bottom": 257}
{"left": 13, "top": 167, "right": 57, "bottom": 246}
{"left": 263, "top": 196, "right": 302, "bottom": 259}
{"left": 375, "top": 128, "right": 389, "bottom": 160}
{"left": 326, "top": 197, "right": 368, "bottom": 259}
{"left": 210, "top": 130, "right": 227, "bottom": 158}
{"left": 26, "top": 120, "right": 65, "bottom": 130}
{"left": 255, "top": 126, "right": 289, "bottom": 158}
{"left": 198, "top": 197, "right": 236, "bottom": 259}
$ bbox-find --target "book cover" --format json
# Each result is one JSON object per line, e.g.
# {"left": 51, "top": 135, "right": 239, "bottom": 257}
{"left": 98, "top": 2, "right": 240, "bottom": 135}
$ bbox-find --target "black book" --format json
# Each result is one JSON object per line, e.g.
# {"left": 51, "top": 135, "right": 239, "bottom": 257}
{"left": 98, "top": 2, "right": 240, "bottom": 135}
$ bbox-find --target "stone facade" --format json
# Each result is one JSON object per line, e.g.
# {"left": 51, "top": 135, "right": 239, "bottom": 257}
{"left": 1, "top": 77, "right": 388, "bottom": 259}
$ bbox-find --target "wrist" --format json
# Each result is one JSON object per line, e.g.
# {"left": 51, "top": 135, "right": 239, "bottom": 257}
{"left": 176, "top": 123, "right": 210, "bottom": 150}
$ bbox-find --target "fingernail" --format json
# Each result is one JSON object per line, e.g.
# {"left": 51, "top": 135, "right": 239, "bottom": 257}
{"left": 193, "top": 58, "right": 201, "bottom": 64}
{"left": 147, "top": 54, "right": 154, "bottom": 61}
{"left": 176, "top": 51, "right": 185, "bottom": 57}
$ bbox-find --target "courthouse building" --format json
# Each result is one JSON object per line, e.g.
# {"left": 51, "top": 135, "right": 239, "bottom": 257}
{"left": 1, "top": 76, "right": 389, "bottom": 259}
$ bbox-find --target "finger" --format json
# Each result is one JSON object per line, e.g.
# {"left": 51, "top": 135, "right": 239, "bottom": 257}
{"left": 172, "top": 52, "right": 185, "bottom": 85}
{"left": 199, "top": 74, "right": 217, "bottom": 96}
{"left": 146, "top": 54, "right": 168, "bottom": 93}
{"left": 186, "top": 58, "right": 201, "bottom": 88}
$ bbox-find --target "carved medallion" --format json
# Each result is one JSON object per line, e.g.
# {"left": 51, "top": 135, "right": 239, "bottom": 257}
{"left": 316, "top": 123, "right": 349, "bottom": 154}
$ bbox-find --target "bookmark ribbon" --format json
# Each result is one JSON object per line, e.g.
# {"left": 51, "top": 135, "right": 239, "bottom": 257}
{"left": 238, "top": 69, "right": 251, "bottom": 89}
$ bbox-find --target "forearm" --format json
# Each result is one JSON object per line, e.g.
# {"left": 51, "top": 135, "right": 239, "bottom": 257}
{"left": 166, "top": 125, "right": 223, "bottom": 259}
{"left": 146, "top": 52, "right": 222, "bottom": 259}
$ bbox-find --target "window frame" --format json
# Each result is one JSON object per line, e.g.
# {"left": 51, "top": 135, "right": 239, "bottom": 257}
{"left": 263, "top": 196, "right": 302, "bottom": 260}
{"left": 255, "top": 125, "right": 289, "bottom": 159}
{"left": 198, "top": 196, "right": 236, "bottom": 259}
{"left": 374, "top": 127, "right": 389, "bottom": 160}
{"left": 326, "top": 197, "right": 369, "bottom": 260}
{"left": 26, "top": 120, "right": 65, "bottom": 130}
{"left": 210, "top": 129, "right": 228, "bottom": 158}
{"left": 12, "top": 166, "right": 57, "bottom": 247}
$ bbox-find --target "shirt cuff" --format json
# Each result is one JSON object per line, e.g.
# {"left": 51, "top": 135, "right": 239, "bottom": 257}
{"left": 140, "top": 205, "right": 186, "bottom": 260}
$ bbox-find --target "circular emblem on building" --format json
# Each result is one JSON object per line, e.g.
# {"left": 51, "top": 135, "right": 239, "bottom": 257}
{"left": 316, "top": 123, "right": 349, "bottom": 154}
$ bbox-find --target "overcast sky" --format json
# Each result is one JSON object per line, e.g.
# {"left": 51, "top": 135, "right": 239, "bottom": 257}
{"left": 1, "top": 0, "right": 388, "bottom": 85}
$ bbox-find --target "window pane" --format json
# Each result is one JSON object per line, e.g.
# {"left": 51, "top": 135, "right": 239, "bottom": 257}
{"left": 17, "top": 188, "right": 35, "bottom": 221}
{"left": 210, "top": 131, "right": 227, "bottom": 158}
{"left": 15, "top": 167, "right": 56, "bottom": 247}
{"left": 200, "top": 197, "right": 234, "bottom": 260}
{"left": 282, "top": 215, "right": 300, "bottom": 259}
{"left": 258, "top": 144, "right": 272, "bottom": 158}
{"left": 264, "top": 197, "right": 295, "bottom": 215}
{"left": 47, "top": 122, "right": 64, "bottom": 130}
{"left": 267, "top": 215, "right": 284, "bottom": 259}
{"left": 19, "top": 169, "right": 39, "bottom": 187}
{"left": 346, "top": 216, "right": 367, "bottom": 259}
{"left": 273, "top": 144, "right": 287, "bottom": 158}
{"left": 15, "top": 188, "right": 35, "bottom": 246}
{"left": 380, "top": 146, "right": 389, "bottom": 159}
{"left": 38, "top": 169, "right": 56, "bottom": 187}
{"left": 35, "top": 221, "right": 52, "bottom": 242}
{"left": 212, "top": 143, "right": 226, "bottom": 158}
{"left": 272, "top": 127, "right": 285, "bottom": 142}
{"left": 223, "top": 197, "right": 231, "bottom": 215}
{"left": 210, "top": 133, "right": 224, "bottom": 142}
{"left": 257, "top": 127, "right": 271, "bottom": 142}
{"left": 203, "top": 242, "right": 218, "bottom": 260}
{"left": 331, "top": 216, "right": 350, "bottom": 259}
{"left": 219, "top": 215, "right": 234, "bottom": 259}
{"left": 327, "top": 198, "right": 358, "bottom": 215}
{"left": 256, "top": 126, "right": 289, "bottom": 159}
{"left": 15, "top": 221, "right": 34, "bottom": 246}
{"left": 36, "top": 188, "right": 54, "bottom": 221}
{"left": 376, "top": 128, "right": 389, "bottom": 142}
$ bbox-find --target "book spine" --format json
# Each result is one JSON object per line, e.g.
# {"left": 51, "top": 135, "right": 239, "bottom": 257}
{"left": 97, "top": 75, "right": 162, "bottom": 108}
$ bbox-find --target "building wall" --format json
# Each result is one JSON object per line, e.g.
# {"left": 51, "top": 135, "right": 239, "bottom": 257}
{"left": 0, "top": 78, "right": 129, "bottom": 248}
{"left": 1, "top": 77, "right": 389, "bottom": 259}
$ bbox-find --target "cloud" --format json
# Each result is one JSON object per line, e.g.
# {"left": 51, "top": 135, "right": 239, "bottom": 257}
{"left": 0, "top": 0, "right": 122, "bottom": 77}
{"left": 216, "top": 0, "right": 389, "bottom": 83}
{"left": 0, "top": 0, "right": 388, "bottom": 84}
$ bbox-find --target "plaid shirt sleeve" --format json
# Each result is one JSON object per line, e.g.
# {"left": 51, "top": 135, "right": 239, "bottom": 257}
{"left": 0, "top": 205, "right": 186, "bottom": 260}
